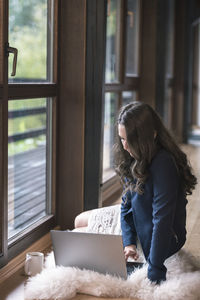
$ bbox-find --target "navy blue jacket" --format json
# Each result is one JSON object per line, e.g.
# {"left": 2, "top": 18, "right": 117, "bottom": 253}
{"left": 121, "top": 149, "right": 187, "bottom": 283}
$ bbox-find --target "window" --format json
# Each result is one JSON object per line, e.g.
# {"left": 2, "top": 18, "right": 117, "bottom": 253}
{"left": 0, "top": 0, "right": 58, "bottom": 266}
{"left": 122, "top": 91, "right": 137, "bottom": 106}
{"left": 103, "top": 93, "right": 118, "bottom": 181}
{"left": 105, "top": 0, "right": 122, "bottom": 83}
{"left": 8, "top": 98, "right": 52, "bottom": 240}
{"left": 102, "top": 0, "right": 141, "bottom": 188}
{"left": 9, "top": 0, "right": 54, "bottom": 83}
{"left": 125, "top": 0, "right": 140, "bottom": 76}
{"left": 190, "top": 20, "right": 200, "bottom": 142}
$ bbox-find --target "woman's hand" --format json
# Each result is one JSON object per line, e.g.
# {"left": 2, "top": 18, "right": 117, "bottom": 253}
{"left": 124, "top": 244, "right": 139, "bottom": 261}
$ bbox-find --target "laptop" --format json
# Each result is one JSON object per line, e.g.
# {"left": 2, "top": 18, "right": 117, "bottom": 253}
{"left": 51, "top": 230, "right": 143, "bottom": 279}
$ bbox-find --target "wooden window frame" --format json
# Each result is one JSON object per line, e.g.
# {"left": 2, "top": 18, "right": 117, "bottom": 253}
{"left": 84, "top": 0, "right": 107, "bottom": 211}
{"left": 101, "top": 0, "right": 142, "bottom": 205}
{"left": 0, "top": 0, "right": 59, "bottom": 268}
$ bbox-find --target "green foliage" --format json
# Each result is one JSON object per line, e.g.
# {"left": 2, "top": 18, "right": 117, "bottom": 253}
{"left": 9, "top": 114, "right": 46, "bottom": 136}
{"left": 9, "top": 0, "right": 47, "bottom": 79}
{"left": 8, "top": 0, "right": 50, "bottom": 155}
{"left": 105, "top": 0, "right": 120, "bottom": 82}
{"left": 8, "top": 136, "right": 46, "bottom": 156}
{"left": 9, "top": 28, "right": 46, "bottom": 79}
{"left": 8, "top": 99, "right": 47, "bottom": 156}
{"left": 107, "top": 0, "right": 118, "bottom": 37}
{"left": 9, "top": 0, "right": 46, "bottom": 32}
{"left": 9, "top": 98, "right": 46, "bottom": 110}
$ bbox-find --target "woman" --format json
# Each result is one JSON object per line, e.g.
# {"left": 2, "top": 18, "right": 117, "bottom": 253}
{"left": 75, "top": 101, "right": 197, "bottom": 284}
{"left": 115, "top": 101, "right": 197, "bottom": 283}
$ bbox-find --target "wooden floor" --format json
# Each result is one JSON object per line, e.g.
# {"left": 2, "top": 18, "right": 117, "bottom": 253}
{"left": 1, "top": 144, "right": 200, "bottom": 300}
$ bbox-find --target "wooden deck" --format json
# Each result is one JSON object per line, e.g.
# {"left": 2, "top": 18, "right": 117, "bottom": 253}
{"left": 8, "top": 146, "right": 46, "bottom": 238}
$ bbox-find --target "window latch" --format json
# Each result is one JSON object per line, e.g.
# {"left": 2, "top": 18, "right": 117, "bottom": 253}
{"left": 6, "top": 43, "right": 18, "bottom": 76}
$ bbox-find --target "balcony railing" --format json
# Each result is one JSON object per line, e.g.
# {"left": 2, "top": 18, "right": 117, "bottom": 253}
{"left": 8, "top": 106, "right": 47, "bottom": 238}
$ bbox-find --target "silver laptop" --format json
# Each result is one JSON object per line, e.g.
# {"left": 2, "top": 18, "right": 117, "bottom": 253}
{"left": 51, "top": 230, "right": 129, "bottom": 279}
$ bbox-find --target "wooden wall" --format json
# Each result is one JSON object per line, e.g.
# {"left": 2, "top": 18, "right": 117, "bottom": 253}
{"left": 56, "top": 0, "right": 197, "bottom": 229}
{"left": 139, "top": 0, "right": 157, "bottom": 107}
{"left": 57, "top": 0, "right": 86, "bottom": 229}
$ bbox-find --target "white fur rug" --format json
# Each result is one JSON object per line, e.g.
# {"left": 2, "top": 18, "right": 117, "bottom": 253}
{"left": 25, "top": 249, "right": 200, "bottom": 300}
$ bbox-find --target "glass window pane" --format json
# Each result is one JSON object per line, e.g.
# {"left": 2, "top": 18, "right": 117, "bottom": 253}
{"left": 125, "top": 0, "right": 140, "bottom": 76}
{"left": 0, "top": 102, "right": 2, "bottom": 253}
{"left": 8, "top": 98, "right": 52, "bottom": 239}
{"left": 9, "top": 0, "right": 54, "bottom": 83}
{"left": 105, "top": 0, "right": 121, "bottom": 83}
{"left": 191, "top": 23, "right": 200, "bottom": 131}
{"left": 103, "top": 93, "right": 118, "bottom": 182}
{"left": 122, "top": 91, "right": 137, "bottom": 106}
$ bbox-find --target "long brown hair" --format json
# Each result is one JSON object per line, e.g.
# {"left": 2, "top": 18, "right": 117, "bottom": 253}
{"left": 114, "top": 101, "right": 197, "bottom": 195}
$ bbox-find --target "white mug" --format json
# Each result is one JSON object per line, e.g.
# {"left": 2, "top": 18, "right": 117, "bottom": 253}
{"left": 24, "top": 252, "right": 44, "bottom": 276}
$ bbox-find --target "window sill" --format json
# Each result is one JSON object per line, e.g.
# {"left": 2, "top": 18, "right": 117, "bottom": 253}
{"left": 0, "top": 226, "right": 59, "bottom": 286}
{"left": 102, "top": 169, "right": 116, "bottom": 183}
{"left": 101, "top": 175, "right": 122, "bottom": 206}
